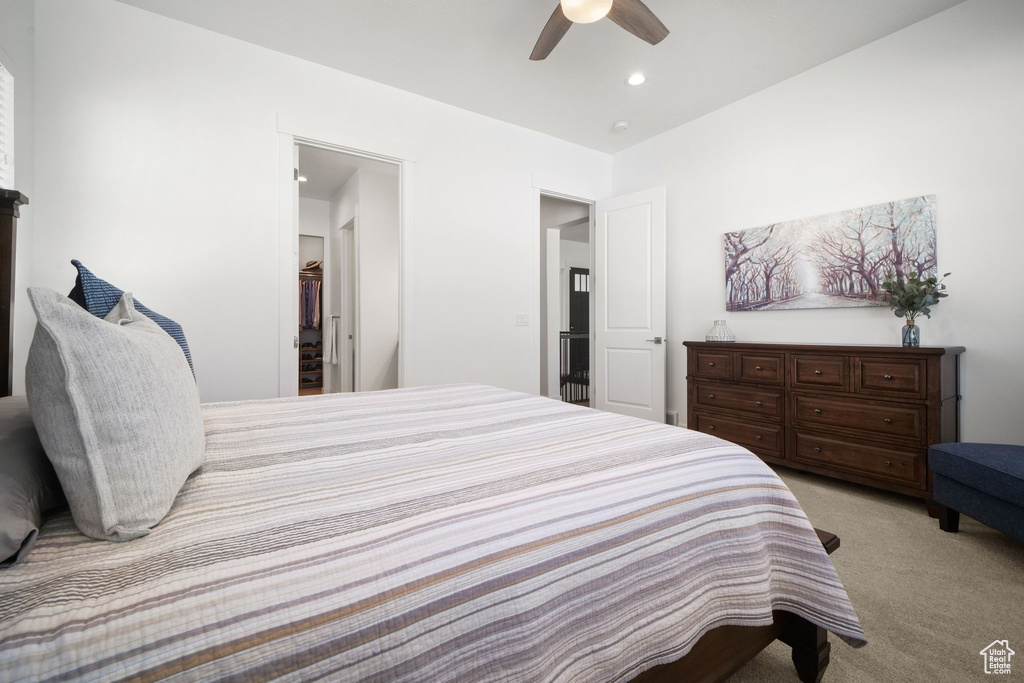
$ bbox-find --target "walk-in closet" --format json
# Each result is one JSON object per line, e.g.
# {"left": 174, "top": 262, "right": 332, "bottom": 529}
{"left": 294, "top": 143, "right": 400, "bottom": 396}
{"left": 298, "top": 250, "right": 324, "bottom": 395}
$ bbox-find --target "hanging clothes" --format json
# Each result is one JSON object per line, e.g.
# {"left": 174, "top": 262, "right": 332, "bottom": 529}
{"left": 299, "top": 278, "right": 322, "bottom": 329}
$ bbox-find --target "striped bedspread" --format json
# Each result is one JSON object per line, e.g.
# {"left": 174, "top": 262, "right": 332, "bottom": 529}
{"left": 0, "top": 384, "right": 865, "bottom": 681}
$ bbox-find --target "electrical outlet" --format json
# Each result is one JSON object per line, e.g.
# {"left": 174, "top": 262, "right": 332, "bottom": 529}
{"left": 515, "top": 313, "right": 530, "bottom": 326}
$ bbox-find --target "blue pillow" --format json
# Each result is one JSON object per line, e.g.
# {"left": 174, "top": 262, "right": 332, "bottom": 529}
{"left": 67, "top": 259, "right": 195, "bottom": 376}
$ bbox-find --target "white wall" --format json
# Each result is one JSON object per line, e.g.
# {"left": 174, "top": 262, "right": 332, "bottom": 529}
{"left": 298, "top": 197, "right": 330, "bottom": 241}
{"left": 29, "top": 0, "right": 611, "bottom": 401}
{"left": 297, "top": 235, "right": 324, "bottom": 271}
{"left": 0, "top": 0, "right": 34, "bottom": 395}
{"left": 612, "top": 0, "right": 1024, "bottom": 443}
{"left": 328, "top": 174, "right": 357, "bottom": 394}
{"left": 325, "top": 168, "right": 399, "bottom": 393}
{"left": 356, "top": 168, "right": 400, "bottom": 392}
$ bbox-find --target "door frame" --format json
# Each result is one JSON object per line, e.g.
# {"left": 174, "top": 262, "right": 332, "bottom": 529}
{"left": 339, "top": 216, "right": 358, "bottom": 392}
{"left": 531, "top": 174, "right": 599, "bottom": 398}
{"left": 277, "top": 114, "right": 415, "bottom": 397}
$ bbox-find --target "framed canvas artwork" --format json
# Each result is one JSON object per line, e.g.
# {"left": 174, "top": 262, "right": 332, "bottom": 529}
{"left": 724, "top": 195, "right": 937, "bottom": 311}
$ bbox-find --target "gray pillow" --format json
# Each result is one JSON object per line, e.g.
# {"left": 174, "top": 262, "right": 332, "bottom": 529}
{"left": 25, "top": 288, "right": 205, "bottom": 542}
{"left": 0, "top": 396, "right": 66, "bottom": 565}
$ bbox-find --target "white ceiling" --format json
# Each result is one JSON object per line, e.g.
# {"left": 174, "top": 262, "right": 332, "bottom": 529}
{"left": 541, "top": 195, "right": 590, "bottom": 243}
{"left": 116, "top": 0, "right": 965, "bottom": 153}
{"left": 297, "top": 144, "right": 397, "bottom": 201}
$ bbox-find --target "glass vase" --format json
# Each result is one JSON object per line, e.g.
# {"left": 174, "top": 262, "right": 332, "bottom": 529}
{"left": 705, "top": 320, "right": 736, "bottom": 342}
{"left": 902, "top": 319, "right": 920, "bottom": 347}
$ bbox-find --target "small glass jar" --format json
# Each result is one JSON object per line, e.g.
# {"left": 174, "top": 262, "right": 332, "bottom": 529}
{"left": 706, "top": 320, "right": 736, "bottom": 342}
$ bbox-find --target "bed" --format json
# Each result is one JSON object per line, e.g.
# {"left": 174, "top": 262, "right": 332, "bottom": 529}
{"left": 0, "top": 384, "right": 865, "bottom": 681}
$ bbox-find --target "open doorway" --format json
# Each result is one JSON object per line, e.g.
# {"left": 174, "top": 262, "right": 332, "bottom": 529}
{"left": 539, "top": 195, "right": 593, "bottom": 406}
{"left": 294, "top": 143, "right": 400, "bottom": 396}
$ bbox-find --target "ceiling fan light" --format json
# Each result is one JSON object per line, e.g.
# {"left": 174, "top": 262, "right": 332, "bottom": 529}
{"left": 560, "top": 0, "right": 614, "bottom": 24}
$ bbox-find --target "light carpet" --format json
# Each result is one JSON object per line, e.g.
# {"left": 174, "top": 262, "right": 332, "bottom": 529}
{"left": 732, "top": 467, "right": 1024, "bottom": 682}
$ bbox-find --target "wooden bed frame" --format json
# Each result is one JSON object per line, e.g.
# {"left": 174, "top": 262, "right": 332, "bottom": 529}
{"left": 0, "top": 185, "right": 839, "bottom": 681}
{"left": 628, "top": 529, "right": 840, "bottom": 683}
{"left": 0, "top": 189, "right": 28, "bottom": 398}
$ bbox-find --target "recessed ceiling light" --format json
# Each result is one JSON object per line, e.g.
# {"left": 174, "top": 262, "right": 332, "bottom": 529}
{"left": 298, "top": 175, "right": 308, "bottom": 182}
{"left": 626, "top": 73, "right": 646, "bottom": 86}
{"left": 613, "top": 120, "right": 630, "bottom": 133}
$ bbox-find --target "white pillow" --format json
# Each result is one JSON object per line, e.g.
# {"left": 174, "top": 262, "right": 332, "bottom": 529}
{"left": 25, "top": 288, "right": 205, "bottom": 542}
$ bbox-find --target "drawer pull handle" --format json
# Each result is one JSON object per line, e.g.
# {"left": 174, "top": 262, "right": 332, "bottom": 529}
{"left": 884, "top": 418, "right": 892, "bottom": 424}
{"left": 814, "top": 447, "right": 821, "bottom": 453}
{"left": 884, "top": 460, "right": 892, "bottom": 467}
{"left": 755, "top": 365, "right": 763, "bottom": 371}
{"left": 755, "top": 435, "right": 763, "bottom": 441}
{"left": 755, "top": 401, "right": 763, "bottom": 406}
{"left": 814, "top": 370, "right": 822, "bottom": 375}
{"left": 708, "top": 426, "right": 715, "bottom": 431}
{"left": 708, "top": 362, "right": 715, "bottom": 367}
{"left": 708, "top": 394, "right": 715, "bottom": 399}
{"left": 814, "top": 408, "right": 822, "bottom": 414}
{"left": 884, "top": 374, "right": 893, "bottom": 380}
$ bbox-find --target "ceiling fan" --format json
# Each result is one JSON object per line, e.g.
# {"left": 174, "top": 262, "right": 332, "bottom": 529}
{"left": 530, "top": 0, "right": 669, "bottom": 61}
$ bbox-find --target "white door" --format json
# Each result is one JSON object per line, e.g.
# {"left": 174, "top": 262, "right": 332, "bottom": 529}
{"left": 280, "top": 142, "right": 301, "bottom": 397}
{"left": 593, "top": 187, "right": 667, "bottom": 422}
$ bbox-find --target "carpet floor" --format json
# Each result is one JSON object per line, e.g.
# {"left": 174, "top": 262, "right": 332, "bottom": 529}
{"left": 731, "top": 467, "right": 1024, "bottom": 682}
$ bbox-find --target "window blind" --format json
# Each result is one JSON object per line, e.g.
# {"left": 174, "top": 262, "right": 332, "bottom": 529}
{"left": 0, "top": 62, "right": 13, "bottom": 189}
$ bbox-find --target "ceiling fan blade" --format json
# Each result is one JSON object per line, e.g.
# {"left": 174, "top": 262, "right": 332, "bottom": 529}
{"left": 607, "top": 0, "right": 670, "bottom": 45}
{"left": 530, "top": 4, "right": 573, "bottom": 60}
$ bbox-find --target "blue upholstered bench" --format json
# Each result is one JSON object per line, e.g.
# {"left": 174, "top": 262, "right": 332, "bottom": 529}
{"left": 929, "top": 443, "right": 1024, "bottom": 542}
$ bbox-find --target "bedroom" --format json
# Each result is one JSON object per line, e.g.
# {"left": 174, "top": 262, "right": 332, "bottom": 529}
{"left": 0, "top": 0, "right": 1021, "bottom": 681}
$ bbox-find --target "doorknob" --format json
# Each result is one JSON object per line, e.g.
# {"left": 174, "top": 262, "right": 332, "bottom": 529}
{"left": 645, "top": 336, "right": 665, "bottom": 344}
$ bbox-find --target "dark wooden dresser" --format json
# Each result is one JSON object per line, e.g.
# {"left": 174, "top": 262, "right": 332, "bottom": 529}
{"left": 683, "top": 341, "right": 964, "bottom": 502}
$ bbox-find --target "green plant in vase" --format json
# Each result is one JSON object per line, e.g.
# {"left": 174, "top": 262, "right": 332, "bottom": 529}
{"left": 880, "top": 271, "right": 950, "bottom": 347}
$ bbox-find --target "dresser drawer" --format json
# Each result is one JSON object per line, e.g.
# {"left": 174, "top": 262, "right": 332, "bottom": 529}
{"left": 794, "top": 432, "right": 925, "bottom": 488}
{"left": 694, "top": 413, "right": 783, "bottom": 455}
{"left": 792, "top": 355, "right": 848, "bottom": 390}
{"left": 792, "top": 393, "right": 925, "bottom": 442}
{"left": 695, "top": 382, "right": 783, "bottom": 419}
{"left": 856, "top": 357, "right": 927, "bottom": 398}
{"left": 694, "top": 350, "right": 732, "bottom": 380}
{"left": 738, "top": 352, "right": 784, "bottom": 385}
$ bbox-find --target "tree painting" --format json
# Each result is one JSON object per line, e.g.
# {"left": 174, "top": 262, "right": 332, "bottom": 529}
{"left": 724, "top": 195, "right": 937, "bottom": 311}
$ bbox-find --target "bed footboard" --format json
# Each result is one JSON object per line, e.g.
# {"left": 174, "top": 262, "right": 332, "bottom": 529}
{"left": 627, "top": 529, "right": 840, "bottom": 683}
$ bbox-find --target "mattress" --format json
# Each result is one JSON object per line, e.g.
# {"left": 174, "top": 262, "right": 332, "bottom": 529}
{"left": 0, "top": 384, "right": 865, "bottom": 681}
